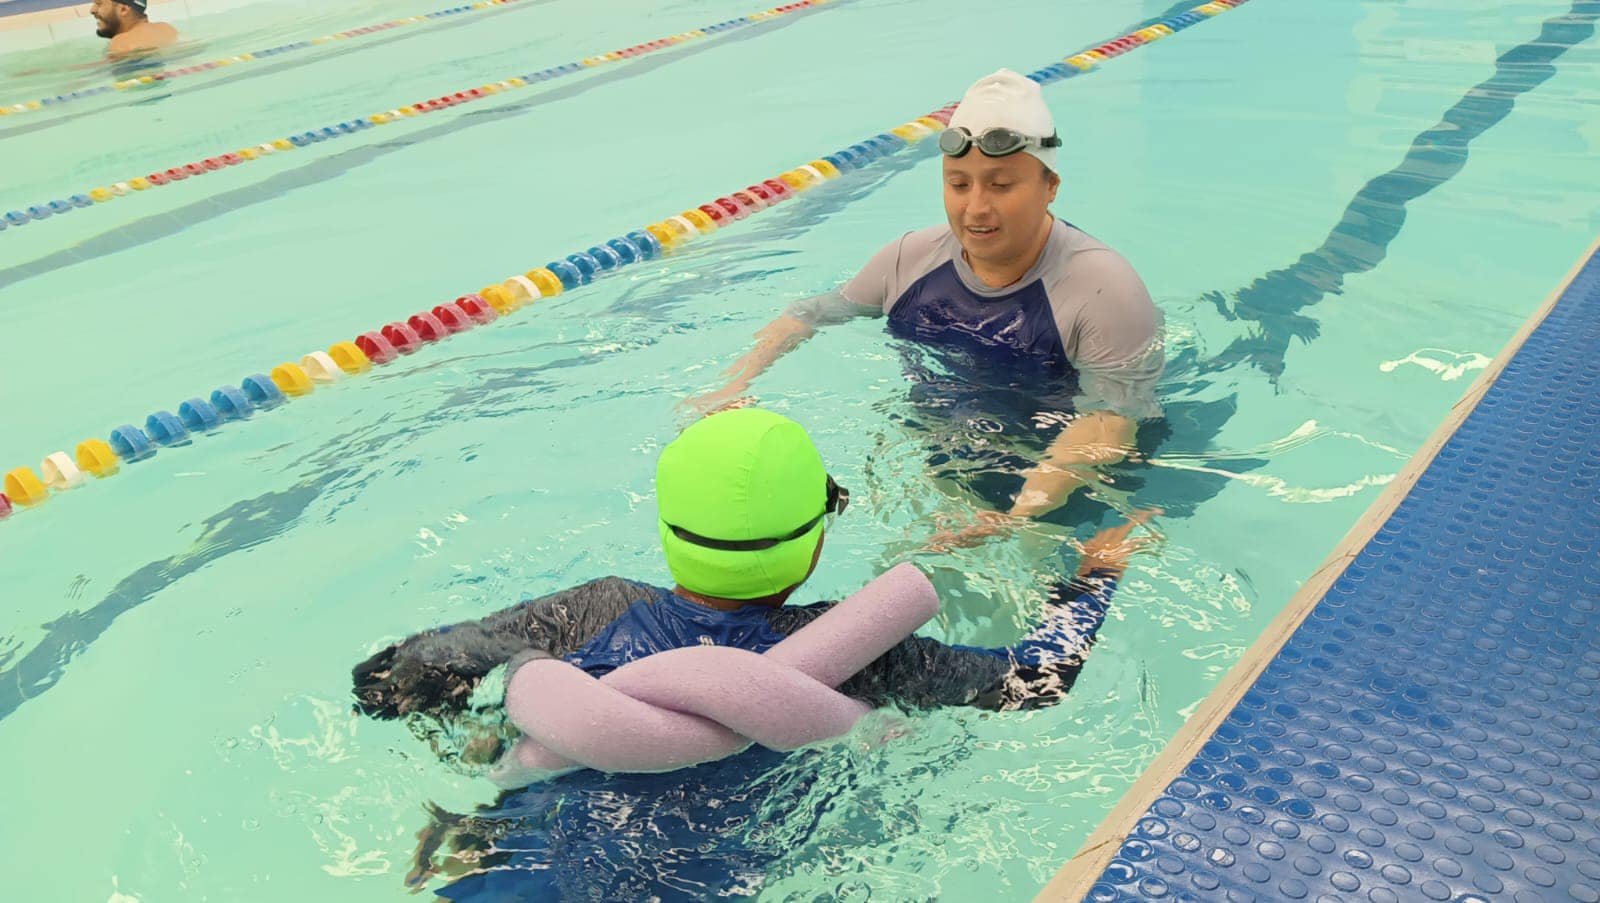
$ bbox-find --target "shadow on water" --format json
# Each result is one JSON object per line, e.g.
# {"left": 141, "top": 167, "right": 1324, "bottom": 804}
{"left": 1203, "top": 0, "right": 1600, "bottom": 381}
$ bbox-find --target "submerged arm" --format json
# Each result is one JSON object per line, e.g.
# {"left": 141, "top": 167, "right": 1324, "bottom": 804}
{"left": 837, "top": 569, "right": 1120, "bottom": 712}
{"left": 351, "top": 577, "right": 647, "bottom": 719}
{"left": 1008, "top": 409, "right": 1138, "bottom": 518}
{"left": 857, "top": 511, "right": 1157, "bottom": 710}
{"left": 682, "top": 291, "right": 879, "bottom": 415}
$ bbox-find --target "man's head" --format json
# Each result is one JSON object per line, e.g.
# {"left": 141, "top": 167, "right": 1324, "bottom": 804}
{"left": 941, "top": 69, "right": 1062, "bottom": 276}
{"left": 91, "top": 0, "right": 148, "bottom": 38}
{"left": 657, "top": 409, "right": 846, "bottom": 602}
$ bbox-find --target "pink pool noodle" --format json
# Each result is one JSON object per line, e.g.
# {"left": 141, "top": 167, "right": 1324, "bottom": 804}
{"left": 493, "top": 563, "right": 938, "bottom": 784}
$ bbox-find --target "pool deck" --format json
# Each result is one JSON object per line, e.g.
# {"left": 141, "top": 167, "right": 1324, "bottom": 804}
{"left": 1041, "top": 234, "right": 1600, "bottom": 902}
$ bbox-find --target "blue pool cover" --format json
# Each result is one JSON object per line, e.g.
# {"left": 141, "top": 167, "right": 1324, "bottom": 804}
{"left": 1076, "top": 242, "right": 1600, "bottom": 903}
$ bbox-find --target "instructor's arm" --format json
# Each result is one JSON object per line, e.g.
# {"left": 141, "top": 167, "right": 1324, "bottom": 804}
{"left": 679, "top": 306, "right": 829, "bottom": 416}
{"left": 681, "top": 236, "right": 902, "bottom": 415}
{"left": 1009, "top": 408, "right": 1138, "bottom": 517}
{"left": 1011, "top": 252, "right": 1164, "bottom": 518}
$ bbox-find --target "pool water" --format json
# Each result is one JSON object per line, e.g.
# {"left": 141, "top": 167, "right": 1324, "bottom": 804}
{"left": 1, "top": 0, "right": 1597, "bottom": 899}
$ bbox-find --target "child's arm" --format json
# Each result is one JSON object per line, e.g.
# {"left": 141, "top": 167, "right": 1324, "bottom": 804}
{"left": 351, "top": 577, "right": 648, "bottom": 720}
{"left": 840, "top": 510, "right": 1159, "bottom": 711}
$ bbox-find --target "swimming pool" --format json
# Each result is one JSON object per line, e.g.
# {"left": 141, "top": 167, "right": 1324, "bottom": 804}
{"left": 1, "top": 0, "right": 1597, "bottom": 898}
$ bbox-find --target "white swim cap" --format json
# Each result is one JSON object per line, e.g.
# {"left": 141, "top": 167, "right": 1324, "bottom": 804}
{"left": 947, "top": 69, "right": 1058, "bottom": 175}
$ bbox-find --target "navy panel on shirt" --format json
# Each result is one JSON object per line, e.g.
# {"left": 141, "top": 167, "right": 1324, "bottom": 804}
{"left": 563, "top": 586, "right": 791, "bottom": 677}
{"left": 884, "top": 260, "right": 1082, "bottom": 442}
{"left": 885, "top": 260, "right": 1071, "bottom": 372}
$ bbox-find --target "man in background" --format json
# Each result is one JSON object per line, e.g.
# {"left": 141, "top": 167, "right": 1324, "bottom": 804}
{"left": 91, "top": 0, "right": 178, "bottom": 56}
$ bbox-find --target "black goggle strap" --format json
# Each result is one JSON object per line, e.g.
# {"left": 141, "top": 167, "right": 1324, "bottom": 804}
{"left": 668, "top": 476, "right": 847, "bottom": 553}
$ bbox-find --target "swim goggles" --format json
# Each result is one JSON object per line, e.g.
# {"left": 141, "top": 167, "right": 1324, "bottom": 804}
{"left": 669, "top": 476, "right": 850, "bottom": 552}
{"left": 937, "top": 126, "right": 1062, "bottom": 159}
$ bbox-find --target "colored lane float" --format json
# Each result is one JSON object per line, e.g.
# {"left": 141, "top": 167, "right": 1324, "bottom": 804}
{"left": 0, "top": 0, "right": 534, "bottom": 121}
{"left": 0, "top": 0, "right": 836, "bottom": 233}
{"left": 0, "top": 0, "right": 1252, "bottom": 519}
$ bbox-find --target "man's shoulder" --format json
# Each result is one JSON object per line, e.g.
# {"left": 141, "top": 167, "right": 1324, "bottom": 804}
{"left": 847, "top": 226, "right": 958, "bottom": 310}
{"left": 1054, "top": 222, "right": 1137, "bottom": 273}
{"left": 865, "top": 224, "right": 954, "bottom": 262}
{"left": 905, "top": 223, "right": 957, "bottom": 249}
{"left": 889, "top": 225, "right": 961, "bottom": 281}
{"left": 109, "top": 24, "right": 179, "bottom": 54}
{"left": 908, "top": 224, "right": 962, "bottom": 266}
{"left": 1047, "top": 225, "right": 1152, "bottom": 310}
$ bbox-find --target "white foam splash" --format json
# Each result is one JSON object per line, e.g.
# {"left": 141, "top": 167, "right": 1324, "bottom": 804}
{"left": 1150, "top": 459, "right": 1395, "bottom": 503}
{"left": 307, "top": 785, "right": 393, "bottom": 878}
{"left": 1379, "top": 348, "right": 1490, "bottom": 381}
{"left": 249, "top": 697, "right": 356, "bottom": 769}
{"left": 1152, "top": 419, "right": 1406, "bottom": 463}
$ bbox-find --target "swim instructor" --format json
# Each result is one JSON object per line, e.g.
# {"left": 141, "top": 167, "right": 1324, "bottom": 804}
{"left": 685, "top": 69, "right": 1164, "bottom": 542}
{"left": 91, "top": 0, "right": 178, "bottom": 56}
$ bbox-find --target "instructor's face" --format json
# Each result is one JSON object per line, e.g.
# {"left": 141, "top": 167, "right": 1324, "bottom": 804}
{"left": 942, "top": 152, "right": 1059, "bottom": 272}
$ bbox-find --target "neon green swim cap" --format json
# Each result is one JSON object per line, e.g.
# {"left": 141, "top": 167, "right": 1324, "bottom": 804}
{"left": 657, "top": 408, "right": 830, "bottom": 600}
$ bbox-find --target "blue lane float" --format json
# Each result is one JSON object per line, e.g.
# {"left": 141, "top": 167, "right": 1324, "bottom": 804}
{"left": 565, "top": 252, "right": 600, "bottom": 284}
{"left": 605, "top": 237, "right": 639, "bottom": 264}
{"left": 623, "top": 230, "right": 662, "bottom": 259}
{"left": 586, "top": 245, "right": 622, "bottom": 271}
{"left": 546, "top": 260, "right": 584, "bottom": 291}
{"left": 241, "top": 374, "right": 286, "bottom": 409}
{"left": 108, "top": 425, "right": 156, "bottom": 462}
{"left": 145, "top": 411, "right": 191, "bottom": 446}
{"left": 211, "top": 386, "right": 256, "bottom": 420}
{"left": 178, "top": 397, "right": 223, "bottom": 433}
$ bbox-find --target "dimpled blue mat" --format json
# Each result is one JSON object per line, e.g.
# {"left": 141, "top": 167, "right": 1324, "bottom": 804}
{"left": 1082, "top": 245, "right": 1600, "bottom": 903}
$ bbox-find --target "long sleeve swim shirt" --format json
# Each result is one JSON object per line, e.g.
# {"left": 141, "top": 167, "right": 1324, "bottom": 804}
{"left": 787, "top": 220, "right": 1165, "bottom": 422}
{"left": 366, "top": 571, "right": 1119, "bottom": 718}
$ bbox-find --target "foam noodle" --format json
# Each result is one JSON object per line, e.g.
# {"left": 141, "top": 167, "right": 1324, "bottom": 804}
{"left": 492, "top": 562, "right": 936, "bottom": 786}
{"left": 504, "top": 648, "right": 869, "bottom": 775}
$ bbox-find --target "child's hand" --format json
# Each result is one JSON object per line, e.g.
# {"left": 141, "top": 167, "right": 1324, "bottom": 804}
{"left": 352, "top": 638, "right": 481, "bottom": 719}
{"left": 353, "top": 624, "right": 532, "bottom": 720}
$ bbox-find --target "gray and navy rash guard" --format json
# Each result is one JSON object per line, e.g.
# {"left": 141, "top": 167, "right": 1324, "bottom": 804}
{"left": 353, "top": 572, "right": 1120, "bottom": 719}
{"left": 788, "top": 220, "right": 1165, "bottom": 422}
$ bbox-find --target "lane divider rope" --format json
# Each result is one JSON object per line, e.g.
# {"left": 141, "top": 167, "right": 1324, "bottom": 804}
{"left": 0, "top": 0, "right": 1252, "bottom": 522}
{"left": 0, "top": 0, "right": 835, "bottom": 232}
{"left": 0, "top": 0, "right": 535, "bottom": 119}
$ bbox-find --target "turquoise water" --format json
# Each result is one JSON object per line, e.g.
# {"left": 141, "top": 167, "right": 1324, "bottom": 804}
{"left": 1, "top": 0, "right": 1598, "bottom": 899}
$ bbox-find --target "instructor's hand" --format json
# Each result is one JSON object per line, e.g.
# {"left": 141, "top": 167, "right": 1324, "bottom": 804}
{"left": 1073, "top": 507, "right": 1162, "bottom": 576}
{"left": 922, "top": 510, "right": 1022, "bottom": 552}
{"left": 678, "top": 382, "right": 755, "bottom": 420}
